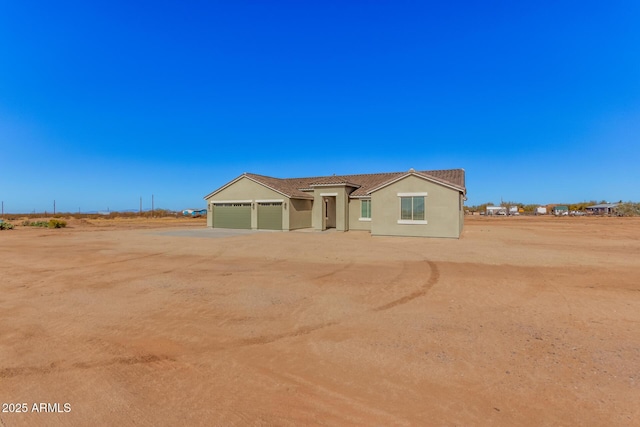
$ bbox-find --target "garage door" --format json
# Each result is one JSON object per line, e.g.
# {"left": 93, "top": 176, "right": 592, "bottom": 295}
{"left": 213, "top": 203, "right": 251, "bottom": 229}
{"left": 257, "top": 202, "right": 282, "bottom": 230}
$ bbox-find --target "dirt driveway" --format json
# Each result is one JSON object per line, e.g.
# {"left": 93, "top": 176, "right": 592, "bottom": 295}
{"left": 0, "top": 216, "right": 638, "bottom": 426}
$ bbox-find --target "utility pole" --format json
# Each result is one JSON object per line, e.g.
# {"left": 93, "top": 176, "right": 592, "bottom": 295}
{"left": 1, "top": 201, "right": 3, "bottom": 219}
{"left": 139, "top": 196, "right": 142, "bottom": 215}
{"left": 53, "top": 200, "right": 56, "bottom": 215}
{"left": 152, "top": 194, "right": 154, "bottom": 218}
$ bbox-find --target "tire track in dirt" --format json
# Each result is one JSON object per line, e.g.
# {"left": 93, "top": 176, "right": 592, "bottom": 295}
{"left": 27, "top": 251, "right": 174, "bottom": 275}
{"left": 0, "top": 354, "right": 175, "bottom": 379}
{"left": 252, "top": 367, "right": 409, "bottom": 425}
{"left": 372, "top": 260, "right": 440, "bottom": 312}
{"left": 232, "top": 259, "right": 440, "bottom": 347}
{"left": 229, "top": 261, "right": 358, "bottom": 347}
{"left": 311, "top": 261, "right": 355, "bottom": 283}
{"left": 67, "top": 249, "right": 227, "bottom": 290}
{"left": 236, "top": 320, "right": 342, "bottom": 346}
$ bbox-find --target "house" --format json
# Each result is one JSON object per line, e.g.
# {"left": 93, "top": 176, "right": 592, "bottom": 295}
{"left": 586, "top": 203, "right": 619, "bottom": 215}
{"left": 203, "top": 168, "right": 466, "bottom": 238}
{"left": 486, "top": 206, "right": 507, "bottom": 216}
{"left": 553, "top": 205, "right": 569, "bottom": 216}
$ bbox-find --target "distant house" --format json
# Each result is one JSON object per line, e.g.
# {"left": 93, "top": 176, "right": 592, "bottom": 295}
{"left": 553, "top": 205, "right": 569, "bottom": 216}
{"left": 203, "top": 168, "right": 467, "bottom": 238}
{"left": 182, "top": 209, "right": 207, "bottom": 218}
{"left": 586, "top": 203, "right": 619, "bottom": 215}
{"left": 486, "top": 206, "right": 507, "bottom": 216}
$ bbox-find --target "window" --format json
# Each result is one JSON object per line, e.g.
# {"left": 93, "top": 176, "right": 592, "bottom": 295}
{"left": 399, "top": 196, "right": 426, "bottom": 224}
{"left": 360, "top": 199, "right": 371, "bottom": 220}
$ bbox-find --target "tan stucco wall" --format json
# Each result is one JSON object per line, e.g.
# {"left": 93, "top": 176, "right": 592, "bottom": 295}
{"left": 207, "top": 204, "right": 213, "bottom": 227}
{"left": 370, "top": 175, "right": 462, "bottom": 238}
{"left": 348, "top": 198, "right": 371, "bottom": 231}
{"left": 459, "top": 194, "right": 465, "bottom": 235}
{"left": 289, "top": 198, "right": 312, "bottom": 230}
{"left": 312, "top": 186, "right": 350, "bottom": 231}
{"left": 205, "top": 177, "right": 290, "bottom": 230}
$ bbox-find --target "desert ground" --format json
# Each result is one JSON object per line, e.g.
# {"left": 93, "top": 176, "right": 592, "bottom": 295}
{"left": 0, "top": 215, "right": 638, "bottom": 426}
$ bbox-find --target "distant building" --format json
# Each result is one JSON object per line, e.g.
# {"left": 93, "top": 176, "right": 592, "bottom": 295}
{"left": 553, "top": 205, "right": 569, "bottom": 216}
{"left": 183, "top": 209, "right": 207, "bottom": 218}
{"left": 586, "top": 203, "right": 619, "bottom": 215}
{"left": 486, "top": 206, "right": 507, "bottom": 216}
{"left": 535, "top": 206, "right": 547, "bottom": 215}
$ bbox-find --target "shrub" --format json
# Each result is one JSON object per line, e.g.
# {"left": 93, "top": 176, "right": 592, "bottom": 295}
{"left": 0, "top": 221, "right": 14, "bottom": 230}
{"left": 20, "top": 220, "right": 66, "bottom": 228}
{"left": 616, "top": 202, "right": 640, "bottom": 217}
{"left": 48, "top": 219, "right": 67, "bottom": 228}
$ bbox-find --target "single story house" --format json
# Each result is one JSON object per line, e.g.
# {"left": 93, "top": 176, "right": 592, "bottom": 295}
{"left": 586, "top": 203, "right": 619, "bottom": 215}
{"left": 203, "top": 168, "right": 466, "bottom": 238}
{"left": 553, "top": 205, "right": 569, "bottom": 216}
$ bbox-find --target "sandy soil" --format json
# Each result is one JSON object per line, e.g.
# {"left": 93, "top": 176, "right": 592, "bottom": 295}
{"left": 0, "top": 216, "right": 638, "bottom": 426}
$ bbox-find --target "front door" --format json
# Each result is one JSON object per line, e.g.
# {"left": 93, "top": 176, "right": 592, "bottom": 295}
{"left": 323, "top": 197, "right": 336, "bottom": 229}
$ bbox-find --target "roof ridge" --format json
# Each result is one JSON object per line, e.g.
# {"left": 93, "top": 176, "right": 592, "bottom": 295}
{"left": 246, "top": 169, "right": 463, "bottom": 180}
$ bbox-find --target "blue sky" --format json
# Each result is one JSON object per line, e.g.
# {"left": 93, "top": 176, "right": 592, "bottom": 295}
{"left": 1, "top": 1, "right": 639, "bottom": 212}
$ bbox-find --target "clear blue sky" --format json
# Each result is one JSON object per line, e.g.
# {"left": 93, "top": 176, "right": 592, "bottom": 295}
{"left": 1, "top": 1, "right": 639, "bottom": 213}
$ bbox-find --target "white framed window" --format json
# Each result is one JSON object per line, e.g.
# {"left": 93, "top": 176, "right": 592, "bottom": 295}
{"left": 359, "top": 199, "right": 371, "bottom": 221}
{"left": 398, "top": 195, "right": 427, "bottom": 224}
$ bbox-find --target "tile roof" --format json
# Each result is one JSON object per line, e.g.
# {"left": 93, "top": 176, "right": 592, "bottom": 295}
{"left": 242, "top": 169, "right": 465, "bottom": 199}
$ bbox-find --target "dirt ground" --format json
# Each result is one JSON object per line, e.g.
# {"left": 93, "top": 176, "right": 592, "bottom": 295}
{"left": 0, "top": 216, "right": 638, "bottom": 426}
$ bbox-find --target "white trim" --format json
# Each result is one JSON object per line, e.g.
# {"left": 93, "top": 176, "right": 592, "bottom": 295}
{"left": 255, "top": 199, "right": 284, "bottom": 203}
{"left": 359, "top": 218, "right": 372, "bottom": 222}
{"left": 320, "top": 192, "right": 338, "bottom": 196}
{"left": 397, "top": 220, "right": 428, "bottom": 225}
{"left": 211, "top": 200, "right": 252, "bottom": 204}
{"left": 397, "top": 192, "right": 428, "bottom": 197}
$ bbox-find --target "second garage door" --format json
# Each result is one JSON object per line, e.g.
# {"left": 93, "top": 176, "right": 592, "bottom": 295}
{"left": 213, "top": 203, "right": 251, "bottom": 229}
{"left": 257, "top": 202, "right": 283, "bottom": 230}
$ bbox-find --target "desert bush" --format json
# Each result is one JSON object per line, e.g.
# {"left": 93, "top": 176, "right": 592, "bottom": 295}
{"left": 48, "top": 219, "right": 67, "bottom": 228}
{"left": 24, "top": 221, "right": 50, "bottom": 227}
{"left": 0, "top": 221, "right": 14, "bottom": 230}
{"left": 616, "top": 202, "right": 640, "bottom": 217}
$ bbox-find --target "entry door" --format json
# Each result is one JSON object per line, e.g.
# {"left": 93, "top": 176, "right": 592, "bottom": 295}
{"left": 324, "top": 197, "right": 336, "bottom": 229}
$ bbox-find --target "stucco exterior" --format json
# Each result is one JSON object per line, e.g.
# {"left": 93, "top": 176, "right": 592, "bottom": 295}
{"left": 289, "top": 199, "right": 313, "bottom": 230}
{"left": 205, "top": 176, "right": 289, "bottom": 230}
{"left": 311, "top": 185, "right": 353, "bottom": 231}
{"left": 348, "top": 198, "right": 372, "bottom": 231}
{"left": 204, "top": 169, "right": 465, "bottom": 238}
{"left": 370, "top": 175, "right": 462, "bottom": 238}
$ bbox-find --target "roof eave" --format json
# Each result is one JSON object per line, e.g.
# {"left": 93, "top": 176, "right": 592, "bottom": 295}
{"left": 367, "top": 171, "right": 466, "bottom": 195}
{"left": 204, "top": 173, "right": 301, "bottom": 200}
